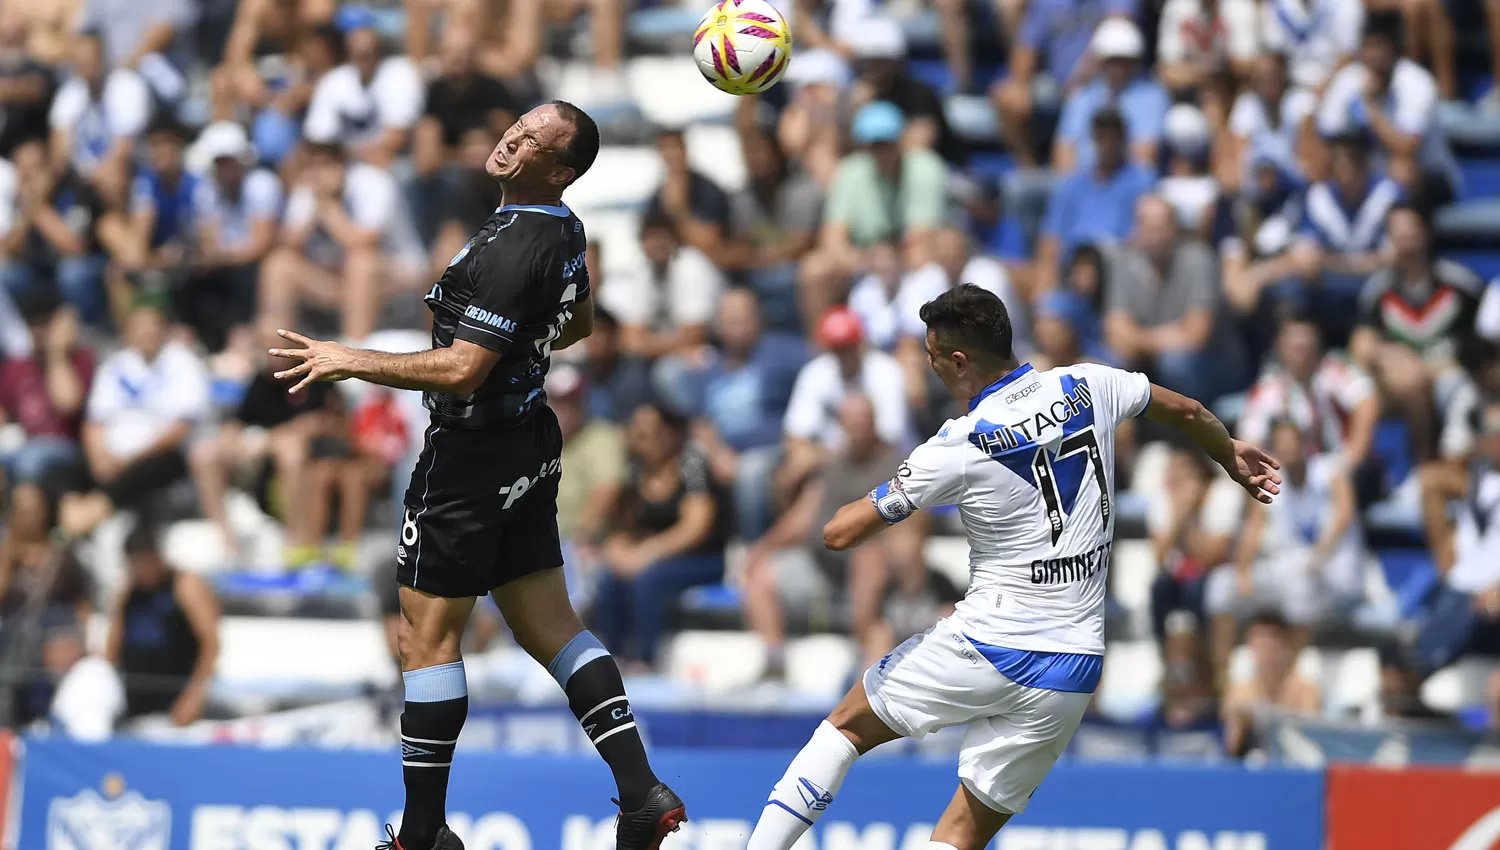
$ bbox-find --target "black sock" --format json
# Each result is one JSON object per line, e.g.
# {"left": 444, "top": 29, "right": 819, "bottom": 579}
{"left": 551, "top": 634, "right": 658, "bottom": 811}
{"left": 399, "top": 663, "right": 468, "bottom": 849}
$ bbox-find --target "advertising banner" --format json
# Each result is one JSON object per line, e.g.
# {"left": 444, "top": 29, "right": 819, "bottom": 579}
{"left": 20, "top": 736, "right": 1322, "bottom": 850}
{"left": 1328, "top": 765, "right": 1500, "bottom": 850}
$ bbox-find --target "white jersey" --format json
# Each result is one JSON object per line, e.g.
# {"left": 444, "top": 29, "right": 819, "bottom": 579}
{"left": 871, "top": 362, "right": 1151, "bottom": 655}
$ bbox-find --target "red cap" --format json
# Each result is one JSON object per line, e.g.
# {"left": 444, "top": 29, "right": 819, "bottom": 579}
{"left": 817, "top": 307, "right": 864, "bottom": 349}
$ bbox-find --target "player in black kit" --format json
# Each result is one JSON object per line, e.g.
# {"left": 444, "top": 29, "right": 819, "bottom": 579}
{"left": 269, "top": 102, "right": 686, "bottom": 850}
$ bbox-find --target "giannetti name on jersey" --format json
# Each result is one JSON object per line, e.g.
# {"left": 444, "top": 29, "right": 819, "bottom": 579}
{"left": 972, "top": 380, "right": 1094, "bottom": 454}
{"left": 464, "top": 305, "right": 517, "bottom": 333}
{"left": 1030, "top": 541, "right": 1112, "bottom": 585}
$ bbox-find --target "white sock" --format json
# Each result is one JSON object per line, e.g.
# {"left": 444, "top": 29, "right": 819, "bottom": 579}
{"left": 927, "top": 843, "right": 961, "bottom": 850}
{"left": 747, "top": 721, "right": 860, "bottom": 850}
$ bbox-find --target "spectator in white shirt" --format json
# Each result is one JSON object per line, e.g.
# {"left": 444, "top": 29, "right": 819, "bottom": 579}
{"left": 183, "top": 122, "right": 283, "bottom": 352}
{"left": 1363, "top": 0, "right": 1456, "bottom": 101}
{"left": 1317, "top": 14, "right": 1459, "bottom": 207}
{"left": 1224, "top": 52, "right": 1319, "bottom": 193}
{"left": 41, "top": 625, "right": 124, "bottom": 742}
{"left": 47, "top": 33, "right": 151, "bottom": 202}
{"left": 302, "top": 24, "right": 424, "bottom": 168}
{"left": 259, "top": 139, "right": 426, "bottom": 342}
{"left": 77, "top": 0, "right": 196, "bottom": 104}
{"left": 600, "top": 211, "right": 725, "bottom": 363}
{"left": 1260, "top": 0, "right": 1363, "bottom": 91}
{"left": 1156, "top": 0, "right": 1261, "bottom": 92}
{"left": 777, "top": 305, "right": 909, "bottom": 500}
{"left": 60, "top": 298, "right": 210, "bottom": 535}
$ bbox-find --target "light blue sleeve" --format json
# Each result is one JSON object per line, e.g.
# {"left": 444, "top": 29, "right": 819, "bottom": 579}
{"left": 1041, "top": 176, "right": 1076, "bottom": 239}
{"left": 1125, "top": 82, "right": 1170, "bottom": 144}
{"left": 1056, "top": 89, "right": 1093, "bottom": 150}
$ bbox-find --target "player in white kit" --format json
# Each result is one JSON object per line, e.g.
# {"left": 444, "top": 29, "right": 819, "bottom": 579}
{"left": 745, "top": 286, "right": 1282, "bottom": 850}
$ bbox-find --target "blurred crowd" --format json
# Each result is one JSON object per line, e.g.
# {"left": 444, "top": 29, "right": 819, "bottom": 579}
{"left": 0, "top": 0, "right": 1499, "bottom": 755}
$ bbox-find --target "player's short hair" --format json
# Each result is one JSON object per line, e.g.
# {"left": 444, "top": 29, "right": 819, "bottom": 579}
{"left": 919, "top": 283, "right": 1014, "bottom": 362}
{"left": 549, "top": 100, "right": 599, "bottom": 184}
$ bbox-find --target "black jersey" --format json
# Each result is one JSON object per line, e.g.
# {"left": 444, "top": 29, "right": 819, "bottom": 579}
{"left": 423, "top": 202, "right": 590, "bottom": 424}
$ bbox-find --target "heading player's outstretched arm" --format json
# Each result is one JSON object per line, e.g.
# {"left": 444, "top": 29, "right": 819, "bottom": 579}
{"left": 269, "top": 330, "right": 502, "bottom": 395}
{"left": 1143, "top": 383, "right": 1283, "bottom": 504}
{"left": 823, "top": 499, "right": 890, "bottom": 551}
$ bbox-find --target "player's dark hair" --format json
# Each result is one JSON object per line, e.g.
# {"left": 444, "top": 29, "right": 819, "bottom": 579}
{"left": 550, "top": 100, "right": 599, "bottom": 184}
{"left": 1362, "top": 11, "right": 1402, "bottom": 47}
{"left": 919, "top": 283, "right": 1014, "bottom": 363}
{"left": 1090, "top": 108, "right": 1126, "bottom": 137}
{"left": 1249, "top": 609, "right": 1291, "bottom": 631}
{"left": 145, "top": 115, "right": 191, "bottom": 142}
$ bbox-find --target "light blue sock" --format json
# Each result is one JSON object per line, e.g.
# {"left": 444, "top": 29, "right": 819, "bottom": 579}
{"left": 547, "top": 631, "right": 609, "bottom": 687}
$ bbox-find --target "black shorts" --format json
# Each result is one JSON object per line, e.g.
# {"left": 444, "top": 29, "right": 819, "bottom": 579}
{"left": 396, "top": 406, "right": 564, "bottom": 598}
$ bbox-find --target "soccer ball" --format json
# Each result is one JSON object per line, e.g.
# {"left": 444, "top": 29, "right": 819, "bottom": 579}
{"left": 693, "top": 0, "right": 793, "bottom": 96}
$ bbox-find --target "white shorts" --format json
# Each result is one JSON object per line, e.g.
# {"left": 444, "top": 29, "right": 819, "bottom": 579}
{"left": 862, "top": 618, "right": 1094, "bottom": 815}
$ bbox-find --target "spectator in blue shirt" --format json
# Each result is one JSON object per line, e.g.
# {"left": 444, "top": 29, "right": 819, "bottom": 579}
{"left": 1035, "top": 109, "right": 1155, "bottom": 291}
{"left": 683, "top": 288, "right": 808, "bottom": 538}
{"left": 1053, "top": 18, "right": 1170, "bottom": 175}
{"left": 991, "top": 0, "right": 1137, "bottom": 168}
{"left": 114, "top": 118, "right": 199, "bottom": 280}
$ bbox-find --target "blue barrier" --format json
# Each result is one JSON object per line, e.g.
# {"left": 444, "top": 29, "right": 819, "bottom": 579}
{"left": 20, "top": 736, "right": 1324, "bottom": 849}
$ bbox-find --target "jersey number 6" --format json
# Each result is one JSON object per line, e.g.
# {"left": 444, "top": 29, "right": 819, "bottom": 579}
{"left": 1030, "top": 428, "right": 1112, "bottom": 545}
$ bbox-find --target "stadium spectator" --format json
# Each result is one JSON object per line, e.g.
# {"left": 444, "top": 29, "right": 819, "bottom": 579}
{"left": 1105, "top": 195, "right": 1246, "bottom": 402}
{"left": 189, "top": 335, "right": 340, "bottom": 559}
{"left": 1488, "top": 0, "right": 1500, "bottom": 112}
{"left": 601, "top": 211, "right": 725, "bottom": 370}
{"left": 184, "top": 121, "right": 283, "bottom": 353}
{"left": 1053, "top": 18, "right": 1169, "bottom": 175}
{"left": 1381, "top": 397, "right": 1500, "bottom": 718}
{"left": 47, "top": 33, "right": 150, "bottom": 198}
{"left": 596, "top": 403, "right": 729, "bottom": 668}
{"left": 646, "top": 128, "right": 733, "bottom": 265}
{"left": 242, "top": 23, "right": 344, "bottom": 166}
{"left": 1031, "top": 287, "right": 1110, "bottom": 370}
{"left": 1364, "top": 0, "right": 1457, "bottom": 101}
{"left": 552, "top": 363, "right": 626, "bottom": 610}
{"left": 847, "top": 18, "right": 962, "bottom": 165}
{"left": 1034, "top": 109, "right": 1154, "bottom": 292}
{"left": 846, "top": 241, "right": 909, "bottom": 352}
{"left": 10, "top": 0, "right": 76, "bottom": 66}
{"left": 1260, "top": 0, "right": 1364, "bottom": 91}
{"left": 211, "top": 0, "right": 336, "bottom": 120}
{"left": 1350, "top": 204, "right": 1483, "bottom": 463}
{"left": 0, "top": 290, "right": 93, "bottom": 486}
{"left": 0, "top": 141, "right": 109, "bottom": 326}
{"left": 111, "top": 119, "right": 200, "bottom": 292}
{"left": 1224, "top": 52, "right": 1317, "bottom": 195}
{"left": 302, "top": 22, "right": 424, "bottom": 167}
{"left": 0, "top": 11, "right": 55, "bottom": 160}
{"left": 931, "top": 0, "right": 1022, "bottom": 96}
{"left": 412, "top": 27, "right": 517, "bottom": 242}
{"left": 682, "top": 288, "right": 808, "bottom": 539}
{"left": 60, "top": 298, "right": 210, "bottom": 536}
{"left": 1239, "top": 316, "right": 1379, "bottom": 469}
{"left": 426, "top": 126, "right": 505, "bottom": 279}
{"left": 1221, "top": 611, "right": 1322, "bottom": 757}
{"left": 1157, "top": 103, "right": 1222, "bottom": 238}
{"left": 259, "top": 140, "right": 426, "bottom": 343}
{"left": 774, "top": 47, "right": 850, "bottom": 189}
{"left": 1149, "top": 446, "right": 1239, "bottom": 647}
{"left": 0, "top": 483, "right": 92, "bottom": 728}
{"left": 1318, "top": 14, "right": 1459, "bottom": 207}
{"left": 41, "top": 623, "right": 123, "bottom": 741}
{"left": 297, "top": 391, "right": 388, "bottom": 571}
{"left": 779, "top": 306, "right": 910, "bottom": 500}
{"left": 799, "top": 101, "right": 947, "bottom": 331}
{"left": 106, "top": 524, "right": 220, "bottom": 726}
{"left": 483, "top": 0, "right": 625, "bottom": 86}
{"left": 990, "top": 0, "right": 1138, "bottom": 169}
{"left": 580, "top": 307, "right": 652, "bottom": 424}
{"left": 742, "top": 394, "right": 913, "bottom": 676}
{"left": 77, "top": 0, "right": 196, "bottom": 106}
{"left": 723, "top": 129, "right": 824, "bottom": 331}
{"left": 1205, "top": 421, "right": 1366, "bottom": 672}
{"left": 1155, "top": 0, "right": 1261, "bottom": 93}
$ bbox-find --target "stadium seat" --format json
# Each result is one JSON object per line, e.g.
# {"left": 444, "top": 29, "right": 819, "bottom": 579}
{"left": 214, "top": 616, "right": 397, "bottom": 706}
{"left": 627, "top": 56, "right": 739, "bottom": 127}
{"left": 559, "top": 146, "right": 661, "bottom": 211}
{"left": 685, "top": 123, "right": 747, "bottom": 191}
{"left": 627, "top": 5, "right": 704, "bottom": 41}
{"left": 1437, "top": 200, "right": 1500, "bottom": 243}
{"left": 1422, "top": 658, "right": 1500, "bottom": 714}
{"left": 1320, "top": 647, "right": 1382, "bottom": 721}
{"left": 944, "top": 94, "right": 1001, "bottom": 144}
{"left": 1095, "top": 639, "right": 1162, "bottom": 722}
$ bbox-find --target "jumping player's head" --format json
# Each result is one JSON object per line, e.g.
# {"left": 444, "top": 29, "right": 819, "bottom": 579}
{"left": 918, "top": 283, "right": 1018, "bottom": 403}
{"left": 486, "top": 101, "right": 600, "bottom": 199}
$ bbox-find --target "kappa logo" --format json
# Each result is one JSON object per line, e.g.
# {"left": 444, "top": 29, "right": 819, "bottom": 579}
{"left": 48, "top": 787, "right": 171, "bottom": 850}
{"left": 498, "top": 458, "right": 562, "bottom": 510}
{"left": 1004, "top": 382, "right": 1041, "bottom": 403}
{"left": 797, "top": 777, "right": 834, "bottom": 811}
{"left": 561, "top": 251, "right": 586, "bottom": 280}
